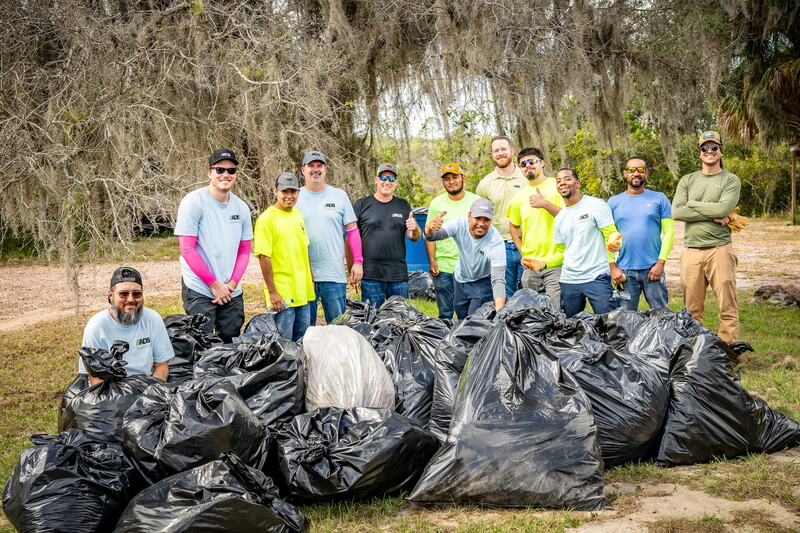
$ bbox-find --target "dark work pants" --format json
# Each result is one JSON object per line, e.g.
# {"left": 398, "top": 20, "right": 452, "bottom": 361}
{"left": 181, "top": 279, "right": 245, "bottom": 343}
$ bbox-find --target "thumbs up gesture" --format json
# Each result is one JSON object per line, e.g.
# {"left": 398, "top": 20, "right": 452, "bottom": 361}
{"left": 406, "top": 211, "right": 418, "bottom": 232}
{"left": 529, "top": 188, "right": 548, "bottom": 209}
{"left": 607, "top": 232, "right": 622, "bottom": 252}
{"left": 426, "top": 211, "right": 445, "bottom": 234}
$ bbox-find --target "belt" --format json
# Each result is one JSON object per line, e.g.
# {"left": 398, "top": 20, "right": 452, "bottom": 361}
{"left": 687, "top": 245, "right": 719, "bottom": 250}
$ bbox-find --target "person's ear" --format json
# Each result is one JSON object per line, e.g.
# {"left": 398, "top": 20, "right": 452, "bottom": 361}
{"left": 107, "top": 290, "right": 113, "bottom": 304}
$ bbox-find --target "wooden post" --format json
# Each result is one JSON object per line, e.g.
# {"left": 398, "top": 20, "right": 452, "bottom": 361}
{"left": 791, "top": 143, "right": 800, "bottom": 225}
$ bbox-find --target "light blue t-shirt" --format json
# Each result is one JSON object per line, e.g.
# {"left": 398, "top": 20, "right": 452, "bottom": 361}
{"left": 174, "top": 188, "right": 253, "bottom": 298}
{"left": 296, "top": 185, "right": 357, "bottom": 283}
{"left": 554, "top": 195, "right": 615, "bottom": 283}
{"left": 430, "top": 217, "right": 506, "bottom": 284}
{"left": 79, "top": 308, "right": 174, "bottom": 376}
{"left": 608, "top": 189, "right": 672, "bottom": 270}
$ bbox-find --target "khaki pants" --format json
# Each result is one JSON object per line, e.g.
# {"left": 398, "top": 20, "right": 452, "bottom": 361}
{"left": 679, "top": 244, "right": 739, "bottom": 344}
{"left": 521, "top": 267, "right": 562, "bottom": 309}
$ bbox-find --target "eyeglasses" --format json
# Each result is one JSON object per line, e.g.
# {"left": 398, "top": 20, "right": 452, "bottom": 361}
{"left": 520, "top": 158, "right": 542, "bottom": 167}
{"left": 115, "top": 290, "right": 143, "bottom": 300}
{"left": 212, "top": 167, "right": 237, "bottom": 175}
{"left": 378, "top": 174, "right": 397, "bottom": 182}
{"left": 624, "top": 166, "right": 647, "bottom": 173}
{"left": 700, "top": 144, "right": 720, "bottom": 153}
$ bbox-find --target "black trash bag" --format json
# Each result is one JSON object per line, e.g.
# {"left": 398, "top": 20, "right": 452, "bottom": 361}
{"left": 381, "top": 316, "right": 450, "bottom": 427}
{"left": 277, "top": 407, "right": 439, "bottom": 501}
{"left": 330, "top": 299, "right": 379, "bottom": 341}
{"left": 2, "top": 429, "right": 146, "bottom": 533}
{"left": 622, "top": 308, "right": 705, "bottom": 378}
{"left": 657, "top": 332, "right": 800, "bottom": 466}
{"left": 163, "top": 314, "right": 223, "bottom": 385}
{"left": 497, "top": 287, "right": 560, "bottom": 316}
{"left": 59, "top": 341, "right": 158, "bottom": 442}
{"left": 428, "top": 315, "right": 495, "bottom": 442}
{"left": 122, "top": 377, "right": 271, "bottom": 481}
{"left": 193, "top": 337, "right": 305, "bottom": 429}
{"left": 235, "top": 329, "right": 283, "bottom": 345}
{"left": 59, "top": 374, "right": 88, "bottom": 420}
{"left": 243, "top": 313, "right": 282, "bottom": 336}
{"left": 374, "top": 295, "right": 424, "bottom": 322}
{"left": 114, "top": 452, "right": 309, "bottom": 533}
{"left": 408, "top": 270, "right": 436, "bottom": 300}
{"left": 556, "top": 339, "right": 669, "bottom": 467}
{"left": 407, "top": 309, "right": 609, "bottom": 510}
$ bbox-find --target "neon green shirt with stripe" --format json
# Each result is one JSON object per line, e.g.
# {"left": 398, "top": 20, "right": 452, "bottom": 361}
{"left": 506, "top": 177, "right": 566, "bottom": 266}
{"left": 253, "top": 206, "right": 315, "bottom": 306}
{"left": 425, "top": 191, "right": 480, "bottom": 274}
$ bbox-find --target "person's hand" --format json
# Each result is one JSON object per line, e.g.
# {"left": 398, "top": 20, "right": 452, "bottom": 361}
{"left": 607, "top": 232, "right": 622, "bottom": 252}
{"left": 610, "top": 263, "right": 626, "bottom": 285}
{"left": 713, "top": 215, "right": 732, "bottom": 226}
{"left": 426, "top": 212, "right": 445, "bottom": 235}
{"left": 529, "top": 188, "right": 548, "bottom": 209}
{"left": 647, "top": 259, "right": 665, "bottom": 282}
{"left": 225, "top": 279, "right": 238, "bottom": 293}
{"left": 349, "top": 263, "right": 363, "bottom": 286}
{"left": 522, "top": 257, "right": 545, "bottom": 271}
{"left": 430, "top": 259, "right": 440, "bottom": 277}
{"left": 269, "top": 290, "right": 285, "bottom": 312}
{"left": 210, "top": 280, "right": 234, "bottom": 305}
{"left": 406, "top": 212, "right": 418, "bottom": 232}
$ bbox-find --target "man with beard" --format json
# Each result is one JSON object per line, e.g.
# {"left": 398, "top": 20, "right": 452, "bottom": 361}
{"left": 296, "top": 150, "right": 363, "bottom": 324}
{"left": 507, "top": 147, "right": 565, "bottom": 306}
{"left": 424, "top": 198, "right": 507, "bottom": 317}
{"left": 353, "top": 162, "right": 421, "bottom": 309}
{"left": 476, "top": 135, "right": 528, "bottom": 299}
{"left": 424, "top": 163, "right": 479, "bottom": 319}
{"left": 79, "top": 267, "right": 174, "bottom": 386}
{"left": 672, "top": 131, "right": 742, "bottom": 344}
{"left": 553, "top": 169, "right": 623, "bottom": 318}
{"left": 608, "top": 157, "right": 674, "bottom": 310}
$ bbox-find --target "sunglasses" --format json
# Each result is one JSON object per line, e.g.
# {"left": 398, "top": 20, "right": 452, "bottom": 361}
{"left": 115, "top": 290, "right": 143, "bottom": 300}
{"left": 378, "top": 174, "right": 397, "bottom": 182}
{"left": 625, "top": 166, "right": 647, "bottom": 173}
{"left": 212, "top": 167, "right": 237, "bottom": 175}
{"left": 700, "top": 144, "right": 720, "bottom": 153}
{"left": 520, "top": 157, "right": 542, "bottom": 167}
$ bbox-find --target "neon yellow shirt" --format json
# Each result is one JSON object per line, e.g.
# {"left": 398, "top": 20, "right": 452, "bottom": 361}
{"left": 253, "top": 206, "right": 315, "bottom": 306}
{"left": 506, "top": 177, "right": 565, "bottom": 262}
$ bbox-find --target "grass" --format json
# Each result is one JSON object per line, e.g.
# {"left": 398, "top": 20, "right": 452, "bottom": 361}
{"left": 1, "top": 288, "right": 800, "bottom": 531}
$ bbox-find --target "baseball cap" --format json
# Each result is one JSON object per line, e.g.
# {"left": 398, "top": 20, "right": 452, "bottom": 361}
{"left": 275, "top": 172, "right": 301, "bottom": 191}
{"left": 377, "top": 162, "right": 398, "bottom": 176}
{"left": 469, "top": 198, "right": 494, "bottom": 219}
{"left": 698, "top": 131, "right": 722, "bottom": 146}
{"left": 209, "top": 148, "right": 239, "bottom": 167}
{"left": 302, "top": 150, "right": 326, "bottom": 166}
{"left": 441, "top": 163, "right": 462, "bottom": 177}
{"left": 110, "top": 267, "right": 142, "bottom": 289}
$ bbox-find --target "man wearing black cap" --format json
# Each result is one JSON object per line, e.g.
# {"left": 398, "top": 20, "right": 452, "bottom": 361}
{"left": 295, "top": 150, "right": 363, "bottom": 324}
{"left": 174, "top": 148, "right": 253, "bottom": 342}
{"left": 353, "top": 162, "right": 421, "bottom": 309}
{"left": 80, "top": 267, "right": 174, "bottom": 386}
{"left": 253, "top": 173, "right": 315, "bottom": 341}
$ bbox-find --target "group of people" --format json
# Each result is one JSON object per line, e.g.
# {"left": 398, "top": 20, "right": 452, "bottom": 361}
{"left": 80, "top": 130, "right": 742, "bottom": 384}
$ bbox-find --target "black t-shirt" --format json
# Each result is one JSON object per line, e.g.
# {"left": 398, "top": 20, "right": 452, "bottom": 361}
{"left": 353, "top": 195, "right": 412, "bottom": 282}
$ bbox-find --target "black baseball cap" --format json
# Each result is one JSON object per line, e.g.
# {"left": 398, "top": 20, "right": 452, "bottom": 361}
{"left": 110, "top": 267, "right": 142, "bottom": 289}
{"left": 209, "top": 148, "right": 239, "bottom": 167}
{"left": 275, "top": 172, "right": 301, "bottom": 191}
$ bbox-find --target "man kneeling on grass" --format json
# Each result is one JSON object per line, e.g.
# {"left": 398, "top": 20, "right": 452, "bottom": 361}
{"left": 253, "top": 172, "right": 315, "bottom": 341}
{"left": 424, "top": 198, "right": 507, "bottom": 318}
{"left": 79, "top": 267, "right": 174, "bottom": 386}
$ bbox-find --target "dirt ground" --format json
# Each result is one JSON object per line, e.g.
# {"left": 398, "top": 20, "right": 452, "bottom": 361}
{"left": 2, "top": 219, "right": 799, "bottom": 332}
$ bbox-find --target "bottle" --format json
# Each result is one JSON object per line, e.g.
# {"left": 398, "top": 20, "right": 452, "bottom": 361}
{"left": 268, "top": 299, "right": 294, "bottom": 314}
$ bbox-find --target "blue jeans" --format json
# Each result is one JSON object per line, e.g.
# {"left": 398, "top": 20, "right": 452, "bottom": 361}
{"left": 360, "top": 279, "right": 409, "bottom": 310}
{"left": 309, "top": 282, "right": 347, "bottom": 325}
{"left": 560, "top": 273, "right": 619, "bottom": 318}
{"left": 454, "top": 276, "right": 493, "bottom": 319}
{"left": 504, "top": 242, "right": 523, "bottom": 299}
{"left": 432, "top": 271, "right": 455, "bottom": 320}
{"left": 621, "top": 269, "right": 669, "bottom": 310}
{"left": 274, "top": 303, "right": 311, "bottom": 342}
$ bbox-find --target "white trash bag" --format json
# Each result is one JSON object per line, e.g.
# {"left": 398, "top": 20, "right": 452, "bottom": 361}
{"left": 303, "top": 325, "right": 395, "bottom": 411}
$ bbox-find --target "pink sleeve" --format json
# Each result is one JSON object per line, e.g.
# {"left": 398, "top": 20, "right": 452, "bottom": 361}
{"left": 230, "top": 240, "right": 251, "bottom": 285}
{"left": 346, "top": 227, "right": 363, "bottom": 264}
{"left": 178, "top": 235, "right": 216, "bottom": 286}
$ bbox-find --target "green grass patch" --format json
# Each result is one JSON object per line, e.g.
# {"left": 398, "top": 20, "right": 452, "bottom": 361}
{"left": 0, "top": 234, "right": 180, "bottom": 266}
{"left": 697, "top": 454, "right": 800, "bottom": 511}
{"left": 648, "top": 514, "right": 725, "bottom": 533}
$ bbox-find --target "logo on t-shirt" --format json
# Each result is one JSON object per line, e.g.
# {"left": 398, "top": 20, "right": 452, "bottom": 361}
{"left": 579, "top": 214, "right": 589, "bottom": 221}
{"left": 513, "top": 184, "right": 521, "bottom": 188}
{"left": 323, "top": 203, "right": 336, "bottom": 209}
{"left": 477, "top": 249, "right": 486, "bottom": 256}
{"left": 392, "top": 213, "right": 403, "bottom": 218}
{"left": 229, "top": 214, "right": 240, "bottom": 221}
{"left": 136, "top": 337, "right": 151, "bottom": 347}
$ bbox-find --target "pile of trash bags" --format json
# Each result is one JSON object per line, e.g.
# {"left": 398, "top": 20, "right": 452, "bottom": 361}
{"left": 6, "top": 292, "right": 800, "bottom": 531}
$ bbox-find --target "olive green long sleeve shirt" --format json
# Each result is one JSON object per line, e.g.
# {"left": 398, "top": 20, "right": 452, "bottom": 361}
{"left": 671, "top": 170, "right": 741, "bottom": 247}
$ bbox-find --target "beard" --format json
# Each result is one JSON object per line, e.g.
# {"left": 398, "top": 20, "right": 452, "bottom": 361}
{"left": 111, "top": 304, "right": 143, "bottom": 325}
{"left": 446, "top": 183, "right": 464, "bottom": 195}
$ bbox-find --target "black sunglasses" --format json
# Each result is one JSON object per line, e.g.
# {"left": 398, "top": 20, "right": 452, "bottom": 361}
{"left": 700, "top": 144, "right": 720, "bottom": 153}
{"left": 212, "top": 167, "right": 237, "bottom": 175}
{"left": 378, "top": 174, "right": 397, "bottom": 182}
{"left": 115, "top": 290, "right": 143, "bottom": 299}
